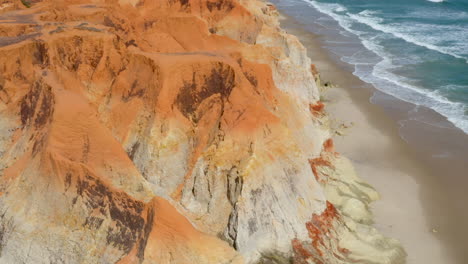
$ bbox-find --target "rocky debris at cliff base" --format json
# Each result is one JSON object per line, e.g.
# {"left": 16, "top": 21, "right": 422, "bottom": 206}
{"left": 0, "top": 0, "right": 405, "bottom": 263}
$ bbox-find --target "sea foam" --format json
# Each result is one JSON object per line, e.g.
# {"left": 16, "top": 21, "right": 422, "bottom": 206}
{"left": 302, "top": 0, "right": 468, "bottom": 133}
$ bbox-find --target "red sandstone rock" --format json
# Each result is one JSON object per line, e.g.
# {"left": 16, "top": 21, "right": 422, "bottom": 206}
{"left": 310, "top": 101, "right": 325, "bottom": 117}
{"left": 310, "top": 64, "right": 319, "bottom": 76}
{"left": 0, "top": 0, "right": 405, "bottom": 263}
{"left": 323, "top": 138, "right": 335, "bottom": 153}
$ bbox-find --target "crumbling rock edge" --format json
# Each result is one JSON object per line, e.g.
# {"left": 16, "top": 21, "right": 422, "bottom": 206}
{"left": 0, "top": 0, "right": 405, "bottom": 263}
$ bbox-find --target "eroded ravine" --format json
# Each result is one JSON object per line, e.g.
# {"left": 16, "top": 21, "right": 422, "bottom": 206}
{"left": 0, "top": 0, "right": 405, "bottom": 263}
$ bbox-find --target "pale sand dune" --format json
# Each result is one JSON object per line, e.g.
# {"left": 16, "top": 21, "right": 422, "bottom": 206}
{"left": 277, "top": 14, "right": 464, "bottom": 264}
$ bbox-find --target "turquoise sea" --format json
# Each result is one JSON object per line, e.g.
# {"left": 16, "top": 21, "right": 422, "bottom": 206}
{"left": 272, "top": 0, "right": 468, "bottom": 133}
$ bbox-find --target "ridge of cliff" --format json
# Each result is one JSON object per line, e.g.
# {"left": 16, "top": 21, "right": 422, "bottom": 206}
{"left": 0, "top": 0, "right": 405, "bottom": 263}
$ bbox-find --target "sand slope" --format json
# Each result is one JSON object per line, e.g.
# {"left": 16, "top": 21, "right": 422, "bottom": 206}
{"left": 0, "top": 1, "right": 405, "bottom": 263}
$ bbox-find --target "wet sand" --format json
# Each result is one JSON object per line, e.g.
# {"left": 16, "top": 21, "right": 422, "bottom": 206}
{"left": 278, "top": 13, "right": 468, "bottom": 264}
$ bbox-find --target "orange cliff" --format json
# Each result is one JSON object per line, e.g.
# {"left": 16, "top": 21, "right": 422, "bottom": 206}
{"left": 0, "top": 0, "right": 405, "bottom": 263}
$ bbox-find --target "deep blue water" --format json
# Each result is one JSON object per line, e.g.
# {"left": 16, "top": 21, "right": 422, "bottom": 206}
{"left": 273, "top": 0, "right": 468, "bottom": 133}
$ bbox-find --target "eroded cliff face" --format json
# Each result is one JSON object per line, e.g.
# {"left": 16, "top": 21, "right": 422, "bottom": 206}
{"left": 0, "top": 0, "right": 405, "bottom": 263}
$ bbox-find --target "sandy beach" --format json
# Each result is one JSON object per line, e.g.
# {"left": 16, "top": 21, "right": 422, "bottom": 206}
{"left": 278, "top": 13, "right": 468, "bottom": 264}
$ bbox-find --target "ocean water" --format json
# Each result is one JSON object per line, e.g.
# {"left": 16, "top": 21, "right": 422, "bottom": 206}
{"left": 271, "top": 0, "right": 468, "bottom": 133}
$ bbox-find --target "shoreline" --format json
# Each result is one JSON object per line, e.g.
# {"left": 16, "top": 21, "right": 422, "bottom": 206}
{"left": 276, "top": 11, "right": 468, "bottom": 264}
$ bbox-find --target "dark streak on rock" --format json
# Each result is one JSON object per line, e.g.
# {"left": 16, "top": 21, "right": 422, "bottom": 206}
{"left": 250, "top": 188, "right": 263, "bottom": 207}
{"left": 122, "top": 80, "right": 145, "bottom": 102}
{"left": 244, "top": 71, "right": 258, "bottom": 88}
{"left": 82, "top": 136, "right": 90, "bottom": 163}
{"left": 0, "top": 215, "right": 5, "bottom": 256}
{"left": 20, "top": 81, "right": 41, "bottom": 126}
{"left": 103, "top": 16, "right": 124, "bottom": 32}
{"left": 127, "top": 141, "right": 140, "bottom": 160}
{"left": 33, "top": 40, "right": 49, "bottom": 67}
{"left": 0, "top": 89, "right": 10, "bottom": 105}
{"left": 137, "top": 205, "right": 154, "bottom": 261}
{"left": 206, "top": 0, "right": 234, "bottom": 12}
{"left": 0, "top": 214, "right": 14, "bottom": 257}
{"left": 125, "top": 39, "right": 137, "bottom": 47}
{"left": 225, "top": 167, "right": 243, "bottom": 248}
{"left": 226, "top": 208, "right": 239, "bottom": 249}
{"left": 65, "top": 172, "right": 72, "bottom": 191}
{"left": 34, "top": 84, "right": 54, "bottom": 128}
{"left": 169, "top": 0, "right": 190, "bottom": 10}
{"left": 75, "top": 172, "right": 145, "bottom": 254}
{"left": 31, "top": 134, "right": 45, "bottom": 156}
{"left": 84, "top": 216, "right": 104, "bottom": 230}
{"left": 248, "top": 218, "right": 257, "bottom": 235}
{"left": 176, "top": 62, "right": 235, "bottom": 121}
{"left": 19, "top": 80, "right": 55, "bottom": 132}
{"left": 226, "top": 167, "right": 242, "bottom": 206}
